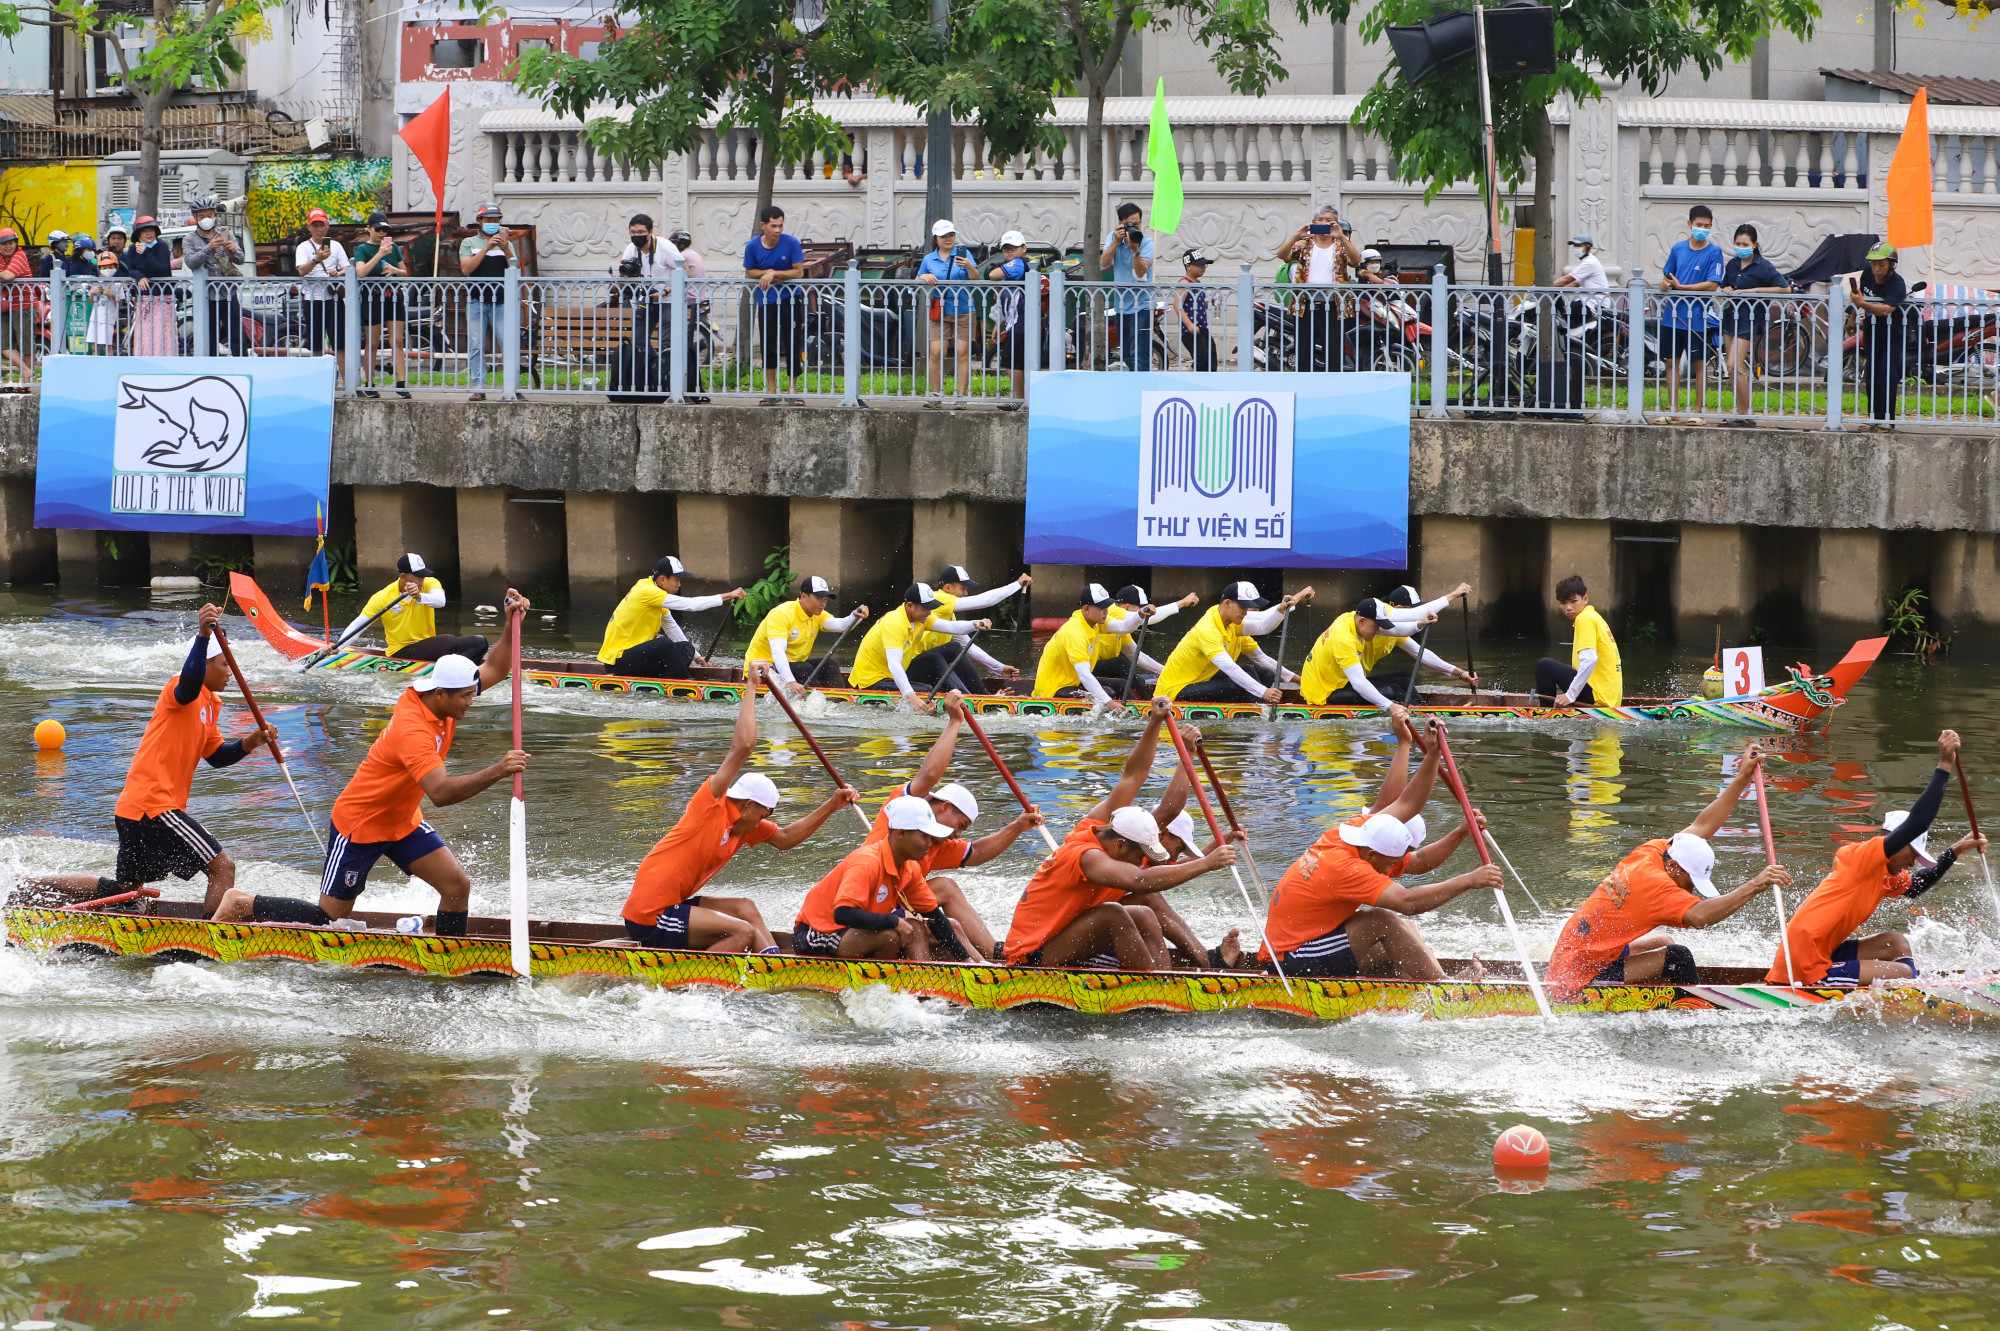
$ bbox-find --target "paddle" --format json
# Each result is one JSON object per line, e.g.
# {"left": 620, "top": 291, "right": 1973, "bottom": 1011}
{"left": 1752, "top": 757, "right": 1797, "bottom": 989}
{"left": 1164, "top": 712, "right": 1290, "bottom": 993}
{"left": 1460, "top": 593, "right": 1476, "bottom": 700}
{"left": 300, "top": 590, "right": 412, "bottom": 670}
{"left": 1193, "top": 737, "right": 1271, "bottom": 911}
{"left": 960, "top": 706, "right": 1060, "bottom": 853}
{"left": 700, "top": 605, "right": 734, "bottom": 666}
{"left": 508, "top": 603, "right": 530, "bottom": 979}
{"left": 760, "top": 663, "right": 872, "bottom": 831}
{"left": 211, "top": 624, "right": 324, "bottom": 853}
{"left": 1432, "top": 723, "right": 1554, "bottom": 1019}
{"left": 798, "top": 616, "right": 860, "bottom": 690}
{"left": 1401, "top": 716, "right": 1542, "bottom": 914}
{"left": 1951, "top": 754, "right": 2000, "bottom": 919}
{"left": 923, "top": 628, "right": 981, "bottom": 708}
{"left": 1120, "top": 608, "right": 1153, "bottom": 702}
{"left": 1272, "top": 602, "right": 1294, "bottom": 701}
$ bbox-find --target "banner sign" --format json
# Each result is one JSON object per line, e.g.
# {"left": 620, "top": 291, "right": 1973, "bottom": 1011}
{"left": 34, "top": 356, "right": 334, "bottom": 537}
{"left": 1026, "top": 371, "right": 1409, "bottom": 568}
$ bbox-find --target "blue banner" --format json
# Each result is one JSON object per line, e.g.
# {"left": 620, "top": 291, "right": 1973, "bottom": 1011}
{"left": 1024, "top": 371, "right": 1410, "bottom": 569}
{"left": 34, "top": 355, "right": 334, "bottom": 537}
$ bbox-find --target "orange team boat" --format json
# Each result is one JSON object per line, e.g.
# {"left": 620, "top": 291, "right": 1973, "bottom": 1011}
{"left": 229, "top": 574, "right": 1884, "bottom": 733}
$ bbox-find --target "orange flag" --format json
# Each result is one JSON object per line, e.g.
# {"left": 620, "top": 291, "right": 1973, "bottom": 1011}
{"left": 1885, "top": 86, "right": 1932, "bottom": 249}
{"left": 398, "top": 89, "right": 452, "bottom": 267}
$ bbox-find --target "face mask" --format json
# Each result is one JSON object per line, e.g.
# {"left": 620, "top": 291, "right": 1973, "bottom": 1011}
{"left": 197, "top": 217, "right": 216, "bottom": 231}
{"left": 1690, "top": 226, "right": 1711, "bottom": 242}
{"left": 482, "top": 222, "right": 500, "bottom": 236}
{"left": 1734, "top": 244, "right": 1753, "bottom": 259}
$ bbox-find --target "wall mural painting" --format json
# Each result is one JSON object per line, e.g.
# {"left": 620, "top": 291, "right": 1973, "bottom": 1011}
{"left": 247, "top": 158, "right": 393, "bottom": 242}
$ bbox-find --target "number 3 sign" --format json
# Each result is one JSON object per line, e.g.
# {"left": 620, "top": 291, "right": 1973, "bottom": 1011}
{"left": 1723, "top": 646, "right": 1765, "bottom": 699}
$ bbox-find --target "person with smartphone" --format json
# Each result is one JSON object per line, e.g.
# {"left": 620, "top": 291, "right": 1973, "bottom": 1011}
{"left": 1278, "top": 205, "right": 1364, "bottom": 371}
{"left": 457, "top": 202, "right": 517, "bottom": 400}
{"left": 1098, "top": 202, "right": 1155, "bottom": 370}
{"left": 1851, "top": 242, "right": 1909, "bottom": 431}
{"left": 917, "top": 218, "right": 979, "bottom": 403}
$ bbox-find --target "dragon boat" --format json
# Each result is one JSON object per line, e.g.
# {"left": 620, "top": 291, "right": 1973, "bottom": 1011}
{"left": 230, "top": 575, "right": 1884, "bottom": 733}
{"left": 9, "top": 900, "right": 1997, "bottom": 1023}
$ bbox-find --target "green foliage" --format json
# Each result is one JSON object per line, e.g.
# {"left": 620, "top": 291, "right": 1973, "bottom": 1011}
{"left": 1884, "top": 586, "right": 1948, "bottom": 660}
{"left": 1627, "top": 620, "right": 1660, "bottom": 646}
{"left": 194, "top": 549, "right": 253, "bottom": 585}
{"left": 37, "top": 0, "right": 277, "bottom": 100}
{"left": 735, "top": 544, "right": 796, "bottom": 626}
{"left": 325, "top": 539, "right": 359, "bottom": 593}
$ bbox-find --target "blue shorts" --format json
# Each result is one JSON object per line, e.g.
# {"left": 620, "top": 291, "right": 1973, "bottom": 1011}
{"left": 319, "top": 820, "right": 447, "bottom": 901}
{"left": 625, "top": 899, "right": 699, "bottom": 948}
{"left": 1659, "top": 324, "right": 1714, "bottom": 363}
{"left": 1821, "top": 939, "right": 1878, "bottom": 987}
{"left": 1269, "top": 926, "right": 1359, "bottom": 978}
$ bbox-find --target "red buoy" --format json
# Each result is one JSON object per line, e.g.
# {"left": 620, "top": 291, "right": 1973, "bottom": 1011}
{"left": 1493, "top": 1124, "right": 1550, "bottom": 1169}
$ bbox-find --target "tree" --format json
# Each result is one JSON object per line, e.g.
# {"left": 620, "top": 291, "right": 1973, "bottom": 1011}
{"left": 1351, "top": 0, "right": 1819, "bottom": 291}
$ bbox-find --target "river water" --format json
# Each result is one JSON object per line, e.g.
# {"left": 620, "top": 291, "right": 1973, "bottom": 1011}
{"left": 2, "top": 590, "right": 1997, "bottom": 1329}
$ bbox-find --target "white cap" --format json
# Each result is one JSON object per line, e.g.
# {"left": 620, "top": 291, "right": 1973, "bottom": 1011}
{"left": 1883, "top": 811, "right": 1935, "bottom": 867}
{"left": 801, "top": 575, "right": 834, "bottom": 597}
{"left": 932, "top": 218, "right": 958, "bottom": 238}
{"left": 939, "top": 565, "right": 973, "bottom": 586}
{"left": 1666, "top": 831, "right": 1719, "bottom": 897}
{"left": 1404, "top": 814, "right": 1428, "bottom": 849}
{"left": 930, "top": 782, "right": 978, "bottom": 826}
{"left": 1163, "top": 809, "right": 1197, "bottom": 852}
{"left": 396, "top": 552, "right": 428, "bottom": 575}
{"left": 999, "top": 229, "right": 1027, "bottom": 248}
{"left": 412, "top": 654, "right": 479, "bottom": 692}
{"left": 193, "top": 633, "right": 224, "bottom": 660}
{"left": 885, "top": 793, "right": 953, "bottom": 837}
{"left": 1108, "top": 806, "right": 1169, "bottom": 861}
{"left": 1339, "top": 813, "right": 1413, "bottom": 858}
{"left": 1221, "top": 580, "right": 1270, "bottom": 608}
{"left": 726, "top": 771, "right": 781, "bottom": 811}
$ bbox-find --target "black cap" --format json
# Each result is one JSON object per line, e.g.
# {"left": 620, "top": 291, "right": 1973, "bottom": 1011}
{"left": 654, "top": 555, "right": 685, "bottom": 578}
{"left": 395, "top": 553, "right": 428, "bottom": 575}
{"left": 1113, "top": 584, "right": 1148, "bottom": 606}
{"left": 935, "top": 564, "right": 981, "bottom": 592}
{"left": 367, "top": 212, "right": 390, "bottom": 229}
{"left": 1356, "top": 597, "right": 1397, "bottom": 629}
{"left": 799, "top": 575, "right": 834, "bottom": 598}
{"left": 1081, "top": 582, "right": 1113, "bottom": 608}
{"left": 668, "top": 230, "right": 692, "bottom": 245}
{"left": 1382, "top": 584, "right": 1420, "bottom": 608}
{"left": 1221, "top": 579, "right": 1271, "bottom": 610}
{"left": 904, "top": 583, "right": 941, "bottom": 610}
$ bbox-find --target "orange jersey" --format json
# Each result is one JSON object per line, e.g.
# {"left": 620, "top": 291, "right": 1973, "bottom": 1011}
{"left": 796, "top": 839, "right": 940, "bottom": 934}
{"left": 1002, "top": 818, "right": 1124, "bottom": 964}
{"left": 330, "top": 687, "right": 454, "bottom": 843}
{"left": 1260, "top": 826, "right": 1394, "bottom": 961}
{"left": 115, "top": 678, "right": 226, "bottom": 820}
{"left": 866, "top": 784, "right": 972, "bottom": 877}
{"left": 1545, "top": 839, "right": 1695, "bottom": 999}
{"left": 1771, "top": 836, "right": 1903, "bottom": 984}
{"left": 623, "top": 782, "right": 779, "bottom": 924}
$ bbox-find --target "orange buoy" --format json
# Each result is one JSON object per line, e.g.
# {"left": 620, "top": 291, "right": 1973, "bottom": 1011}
{"left": 1493, "top": 1124, "right": 1550, "bottom": 1169}
{"left": 33, "top": 718, "right": 65, "bottom": 750}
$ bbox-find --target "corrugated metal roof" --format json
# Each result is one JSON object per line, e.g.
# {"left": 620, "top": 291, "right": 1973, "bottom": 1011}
{"left": 1822, "top": 68, "right": 2000, "bottom": 107}
{"left": 0, "top": 95, "right": 57, "bottom": 127}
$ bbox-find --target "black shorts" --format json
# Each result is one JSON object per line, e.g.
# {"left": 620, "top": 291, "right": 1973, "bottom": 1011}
{"left": 1268, "top": 926, "right": 1359, "bottom": 978}
{"left": 361, "top": 289, "right": 407, "bottom": 327}
{"left": 306, "top": 298, "right": 346, "bottom": 352}
{"left": 1659, "top": 325, "right": 1712, "bottom": 363}
{"left": 115, "top": 810, "right": 223, "bottom": 884}
{"left": 757, "top": 300, "right": 803, "bottom": 373}
{"left": 996, "top": 329, "right": 1025, "bottom": 370}
{"left": 792, "top": 923, "right": 846, "bottom": 956}
{"left": 625, "top": 899, "right": 700, "bottom": 948}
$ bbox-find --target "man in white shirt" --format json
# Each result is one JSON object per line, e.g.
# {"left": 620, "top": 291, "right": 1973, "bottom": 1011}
{"left": 294, "top": 207, "right": 350, "bottom": 385}
{"left": 1555, "top": 234, "right": 1609, "bottom": 304}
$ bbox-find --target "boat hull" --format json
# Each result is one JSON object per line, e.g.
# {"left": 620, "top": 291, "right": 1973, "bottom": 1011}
{"left": 12, "top": 906, "right": 1996, "bottom": 1023}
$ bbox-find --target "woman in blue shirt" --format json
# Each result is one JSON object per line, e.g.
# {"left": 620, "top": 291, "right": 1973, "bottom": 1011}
{"left": 1718, "top": 224, "right": 1791, "bottom": 425}
{"left": 916, "top": 218, "right": 979, "bottom": 405}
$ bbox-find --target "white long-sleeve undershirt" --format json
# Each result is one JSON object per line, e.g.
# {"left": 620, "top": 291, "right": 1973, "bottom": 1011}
{"left": 1341, "top": 662, "right": 1394, "bottom": 709}
{"left": 1241, "top": 604, "right": 1288, "bottom": 636}
{"left": 760, "top": 613, "right": 862, "bottom": 684}
{"left": 1567, "top": 648, "right": 1598, "bottom": 700}
{"left": 1386, "top": 594, "right": 1452, "bottom": 628}
{"left": 1396, "top": 639, "right": 1458, "bottom": 674}
{"left": 888, "top": 616, "right": 980, "bottom": 698}
{"left": 947, "top": 582, "right": 1022, "bottom": 612}
{"left": 1104, "top": 601, "right": 1182, "bottom": 636}
{"left": 1071, "top": 653, "right": 1111, "bottom": 703}
{"left": 341, "top": 585, "right": 443, "bottom": 641}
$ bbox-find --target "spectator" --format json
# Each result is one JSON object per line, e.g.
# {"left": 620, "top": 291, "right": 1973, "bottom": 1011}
{"left": 457, "top": 201, "right": 516, "bottom": 401}
{"left": 296, "top": 207, "right": 350, "bottom": 386}
{"left": 85, "top": 247, "right": 126, "bottom": 355}
{"left": 0, "top": 228, "right": 37, "bottom": 379}
{"left": 1851, "top": 241, "right": 1908, "bottom": 432}
{"left": 669, "top": 229, "right": 709, "bottom": 402}
{"left": 986, "top": 228, "right": 1031, "bottom": 408}
{"left": 1277, "top": 204, "right": 1362, "bottom": 372}
{"left": 354, "top": 214, "right": 410, "bottom": 397}
{"left": 102, "top": 223, "right": 130, "bottom": 265}
{"left": 1176, "top": 248, "right": 1217, "bottom": 371}
{"left": 1100, "top": 201, "right": 1155, "bottom": 370}
{"left": 619, "top": 213, "right": 682, "bottom": 280}
{"left": 1656, "top": 204, "right": 1724, "bottom": 425}
{"left": 917, "top": 218, "right": 978, "bottom": 405}
{"left": 182, "top": 194, "right": 247, "bottom": 356}
{"left": 65, "top": 234, "right": 97, "bottom": 278}
{"left": 38, "top": 231, "right": 70, "bottom": 279}
{"left": 1553, "top": 234, "right": 1608, "bottom": 303}
{"left": 125, "top": 216, "right": 176, "bottom": 357}
{"left": 1717, "top": 224, "right": 1789, "bottom": 426}
{"left": 742, "top": 204, "right": 806, "bottom": 404}
{"left": 615, "top": 212, "right": 676, "bottom": 397}
{"left": 668, "top": 229, "right": 706, "bottom": 279}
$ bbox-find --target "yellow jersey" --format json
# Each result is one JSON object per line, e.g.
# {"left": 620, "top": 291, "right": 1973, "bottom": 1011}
{"left": 361, "top": 577, "right": 443, "bottom": 656}
{"left": 1033, "top": 610, "right": 1104, "bottom": 696}
{"left": 1299, "top": 612, "right": 1406, "bottom": 706}
{"left": 1154, "top": 606, "right": 1253, "bottom": 700}
{"left": 1570, "top": 605, "right": 1623, "bottom": 706}
{"left": 849, "top": 606, "right": 940, "bottom": 690}
{"left": 745, "top": 599, "right": 830, "bottom": 665}
{"left": 914, "top": 589, "right": 965, "bottom": 657}
{"left": 598, "top": 577, "right": 673, "bottom": 665}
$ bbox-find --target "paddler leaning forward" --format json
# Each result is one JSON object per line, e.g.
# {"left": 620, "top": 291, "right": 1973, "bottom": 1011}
{"left": 213, "top": 590, "right": 533, "bottom": 934}
{"left": 619, "top": 663, "right": 859, "bottom": 952}
{"left": 598, "top": 554, "right": 748, "bottom": 681}
{"left": 1542, "top": 741, "right": 1793, "bottom": 1000}
{"left": 999, "top": 698, "right": 1239, "bottom": 969}
{"left": 1152, "top": 580, "right": 1307, "bottom": 705}
{"left": 347, "top": 552, "right": 489, "bottom": 662}
{"left": 1298, "top": 585, "right": 1475, "bottom": 708}
{"left": 791, "top": 795, "right": 975, "bottom": 960}
{"left": 746, "top": 574, "right": 869, "bottom": 699}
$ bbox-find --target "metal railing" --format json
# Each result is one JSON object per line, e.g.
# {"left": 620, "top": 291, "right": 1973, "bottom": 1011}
{"left": 23, "top": 265, "right": 2000, "bottom": 429}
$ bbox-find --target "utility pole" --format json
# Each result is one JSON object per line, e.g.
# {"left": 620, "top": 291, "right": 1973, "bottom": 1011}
{"left": 924, "top": 0, "right": 952, "bottom": 234}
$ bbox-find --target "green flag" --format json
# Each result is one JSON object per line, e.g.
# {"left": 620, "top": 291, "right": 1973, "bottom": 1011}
{"left": 1146, "top": 77, "right": 1183, "bottom": 234}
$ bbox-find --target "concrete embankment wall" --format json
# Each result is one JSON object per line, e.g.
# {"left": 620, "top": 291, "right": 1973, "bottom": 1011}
{"left": 2, "top": 397, "right": 1995, "bottom": 647}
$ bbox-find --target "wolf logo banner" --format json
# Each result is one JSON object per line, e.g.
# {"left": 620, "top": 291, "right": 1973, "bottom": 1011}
{"left": 35, "top": 356, "right": 333, "bottom": 537}
{"left": 1138, "top": 390, "right": 1294, "bottom": 549}
{"left": 1026, "top": 371, "right": 1409, "bottom": 569}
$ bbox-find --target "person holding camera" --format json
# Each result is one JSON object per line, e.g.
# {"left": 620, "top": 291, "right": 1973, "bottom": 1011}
{"left": 354, "top": 214, "right": 410, "bottom": 397}
{"left": 457, "top": 202, "right": 517, "bottom": 401}
{"left": 182, "top": 195, "right": 246, "bottom": 356}
{"left": 617, "top": 213, "right": 681, "bottom": 396}
{"left": 296, "top": 208, "right": 349, "bottom": 385}
{"left": 986, "top": 230, "right": 1032, "bottom": 408}
{"left": 918, "top": 219, "right": 979, "bottom": 404}
{"left": 1099, "top": 203, "right": 1155, "bottom": 370}
{"left": 1278, "top": 205, "right": 1363, "bottom": 372}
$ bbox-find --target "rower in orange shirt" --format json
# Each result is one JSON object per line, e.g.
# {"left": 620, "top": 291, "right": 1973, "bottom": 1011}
{"left": 621, "top": 664, "right": 858, "bottom": 952}
{"left": 214, "top": 590, "right": 532, "bottom": 933}
{"left": 23, "top": 603, "right": 275, "bottom": 913}
{"left": 794, "top": 795, "right": 970, "bottom": 959}
{"left": 1770, "top": 729, "right": 1983, "bottom": 987}
{"left": 1544, "top": 742, "right": 1793, "bottom": 1000}
{"left": 999, "top": 699, "right": 1238, "bottom": 970}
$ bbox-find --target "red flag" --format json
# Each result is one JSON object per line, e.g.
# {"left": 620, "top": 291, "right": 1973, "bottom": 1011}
{"left": 399, "top": 89, "right": 452, "bottom": 250}
{"left": 1885, "top": 86, "right": 1933, "bottom": 250}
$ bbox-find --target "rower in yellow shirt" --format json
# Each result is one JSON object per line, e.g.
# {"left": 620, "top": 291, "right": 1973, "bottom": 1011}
{"left": 598, "top": 555, "right": 747, "bottom": 680}
{"left": 1536, "top": 574, "right": 1623, "bottom": 706}
{"left": 344, "top": 552, "right": 489, "bottom": 661}
{"left": 1153, "top": 581, "right": 1307, "bottom": 703}
{"left": 744, "top": 575, "right": 871, "bottom": 699}
{"left": 927, "top": 565, "right": 1032, "bottom": 694}
{"left": 1092, "top": 584, "right": 1200, "bottom": 694}
{"left": 1033, "top": 584, "right": 1117, "bottom": 700}
{"left": 848, "top": 583, "right": 990, "bottom": 711}
{"left": 1299, "top": 583, "right": 1476, "bottom": 707}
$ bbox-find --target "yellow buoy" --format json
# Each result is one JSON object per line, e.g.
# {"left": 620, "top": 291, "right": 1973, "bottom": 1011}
{"left": 33, "top": 718, "right": 65, "bottom": 750}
